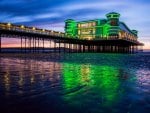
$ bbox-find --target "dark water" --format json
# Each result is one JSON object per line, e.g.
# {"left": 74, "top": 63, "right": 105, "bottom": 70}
{"left": 0, "top": 53, "right": 150, "bottom": 113}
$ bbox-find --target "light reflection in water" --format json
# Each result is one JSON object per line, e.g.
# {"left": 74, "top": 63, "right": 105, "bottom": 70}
{"left": 62, "top": 63, "right": 122, "bottom": 108}
{"left": 0, "top": 58, "right": 62, "bottom": 97}
{"left": 0, "top": 53, "right": 149, "bottom": 113}
{"left": 4, "top": 69, "right": 10, "bottom": 92}
{"left": 136, "top": 69, "right": 150, "bottom": 93}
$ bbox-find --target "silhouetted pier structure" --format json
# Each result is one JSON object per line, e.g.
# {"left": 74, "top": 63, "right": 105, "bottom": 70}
{"left": 0, "top": 23, "right": 143, "bottom": 53}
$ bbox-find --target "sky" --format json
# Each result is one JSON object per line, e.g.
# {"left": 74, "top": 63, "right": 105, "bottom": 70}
{"left": 0, "top": 0, "right": 150, "bottom": 49}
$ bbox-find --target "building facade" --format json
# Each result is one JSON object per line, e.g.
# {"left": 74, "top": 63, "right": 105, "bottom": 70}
{"left": 65, "top": 12, "right": 138, "bottom": 41}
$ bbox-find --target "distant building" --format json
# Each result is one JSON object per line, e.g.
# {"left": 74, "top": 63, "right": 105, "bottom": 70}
{"left": 65, "top": 12, "right": 138, "bottom": 41}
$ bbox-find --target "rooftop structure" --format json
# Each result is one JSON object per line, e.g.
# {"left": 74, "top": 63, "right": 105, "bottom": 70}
{"left": 65, "top": 12, "right": 138, "bottom": 41}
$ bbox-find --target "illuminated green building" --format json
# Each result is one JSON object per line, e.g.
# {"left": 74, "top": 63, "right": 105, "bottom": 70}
{"left": 65, "top": 12, "right": 138, "bottom": 41}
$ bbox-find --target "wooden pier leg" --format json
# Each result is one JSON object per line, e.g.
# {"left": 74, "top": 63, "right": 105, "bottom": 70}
{"left": 69, "top": 43, "right": 71, "bottom": 53}
{"left": 93, "top": 45, "right": 94, "bottom": 52}
{"left": 49, "top": 40, "right": 51, "bottom": 53}
{"left": 73, "top": 44, "right": 75, "bottom": 53}
{"left": 25, "top": 37, "right": 26, "bottom": 53}
{"left": 99, "top": 45, "right": 101, "bottom": 52}
{"left": 72, "top": 44, "right": 73, "bottom": 53}
{"left": 93, "top": 45, "right": 95, "bottom": 52}
{"left": 111, "top": 45, "right": 113, "bottom": 53}
{"left": 127, "top": 46, "right": 129, "bottom": 53}
{"left": 30, "top": 38, "right": 31, "bottom": 53}
{"left": 79, "top": 44, "right": 81, "bottom": 52}
{"left": 90, "top": 45, "right": 92, "bottom": 52}
{"left": 134, "top": 46, "right": 135, "bottom": 53}
{"left": 75, "top": 44, "right": 77, "bottom": 53}
{"left": 38, "top": 38, "right": 40, "bottom": 53}
{"left": 0, "top": 34, "right": 1, "bottom": 53}
{"left": 32, "top": 38, "right": 34, "bottom": 53}
{"left": 77, "top": 44, "right": 78, "bottom": 53}
{"left": 33, "top": 37, "right": 35, "bottom": 53}
{"left": 43, "top": 38, "right": 44, "bottom": 53}
{"left": 35, "top": 37, "right": 37, "bottom": 53}
{"left": 72, "top": 44, "right": 74, "bottom": 53}
{"left": 83, "top": 45, "right": 85, "bottom": 53}
{"left": 32, "top": 38, "right": 33, "bottom": 53}
{"left": 118, "top": 46, "right": 120, "bottom": 53}
{"left": 97, "top": 45, "right": 99, "bottom": 52}
{"left": 136, "top": 46, "right": 138, "bottom": 53}
{"left": 59, "top": 39, "right": 61, "bottom": 53}
{"left": 31, "top": 38, "right": 32, "bottom": 53}
{"left": 91, "top": 45, "right": 93, "bottom": 52}
{"left": 77, "top": 44, "right": 78, "bottom": 52}
{"left": 64, "top": 43, "right": 66, "bottom": 53}
{"left": 88, "top": 45, "right": 90, "bottom": 53}
{"left": 54, "top": 40, "right": 56, "bottom": 53}
{"left": 120, "top": 46, "right": 122, "bottom": 53}
{"left": 21, "top": 37, "right": 23, "bottom": 53}
{"left": 71, "top": 43, "right": 73, "bottom": 53}
{"left": 115, "top": 46, "right": 117, "bottom": 53}
{"left": 102, "top": 45, "right": 104, "bottom": 53}
{"left": 31, "top": 38, "right": 33, "bottom": 53}
{"left": 131, "top": 46, "right": 133, "bottom": 54}
{"left": 76, "top": 44, "right": 78, "bottom": 52}
{"left": 113, "top": 46, "right": 115, "bottom": 53}
{"left": 28, "top": 38, "right": 30, "bottom": 53}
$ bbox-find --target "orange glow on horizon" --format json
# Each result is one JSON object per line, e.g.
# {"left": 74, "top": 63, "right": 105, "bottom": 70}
{"left": 1, "top": 38, "right": 56, "bottom": 48}
{"left": 1, "top": 37, "right": 149, "bottom": 50}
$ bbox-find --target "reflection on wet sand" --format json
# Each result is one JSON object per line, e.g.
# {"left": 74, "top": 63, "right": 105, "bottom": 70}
{"left": 62, "top": 63, "right": 124, "bottom": 109}
{"left": 0, "top": 57, "right": 61, "bottom": 97}
{"left": 0, "top": 53, "right": 149, "bottom": 113}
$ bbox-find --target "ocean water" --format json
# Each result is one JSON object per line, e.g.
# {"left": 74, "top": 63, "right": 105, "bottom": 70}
{"left": 0, "top": 53, "right": 150, "bottom": 113}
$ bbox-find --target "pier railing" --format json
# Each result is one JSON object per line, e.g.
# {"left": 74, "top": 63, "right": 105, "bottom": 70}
{"left": 0, "top": 22, "right": 140, "bottom": 44}
{"left": 0, "top": 23, "right": 65, "bottom": 37}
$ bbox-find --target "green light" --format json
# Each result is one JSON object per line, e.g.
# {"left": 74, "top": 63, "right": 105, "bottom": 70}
{"left": 65, "top": 19, "right": 77, "bottom": 37}
{"left": 62, "top": 63, "right": 121, "bottom": 107}
{"left": 65, "top": 12, "right": 138, "bottom": 39}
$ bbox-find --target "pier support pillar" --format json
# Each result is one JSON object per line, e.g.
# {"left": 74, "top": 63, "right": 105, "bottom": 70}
{"left": 59, "top": 39, "right": 61, "bottom": 53}
{"left": 88, "top": 45, "right": 90, "bottom": 52}
{"left": 54, "top": 40, "right": 56, "bottom": 53}
{"left": 49, "top": 40, "right": 51, "bottom": 53}
{"left": 34, "top": 37, "right": 37, "bottom": 53}
{"left": 64, "top": 43, "right": 66, "bottom": 53}
{"left": 25, "top": 37, "right": 27, "bottom": 53}
{"left": 79, "top": 44, "right": 81, "bottom": 52}
{"left": 0, "top": 34, "right": 1, "bottom": 53}
{"left": 21, "top": 37, "right": 23, "bottom": 53}
{"left": 83, "top": 45, "right": 85, "bottom": 53}
{"left": 29, "top": 38, "right": 31, "bottom": 53}
{"left": 32, "top": 38, "right": 34, "bottom": 53}
{"left": 43, "top": 38, "right": 44, "bottom": 53}
{"left": 38, "top": 38, "right": 40, "bottom": 53}
{"left": 69, "top": 43, "right": 71, "bottom": 53}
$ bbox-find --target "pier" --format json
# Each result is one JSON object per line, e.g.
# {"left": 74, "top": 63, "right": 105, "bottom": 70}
{"left": 0, "top": 20, "right": 143, "bottom": 53}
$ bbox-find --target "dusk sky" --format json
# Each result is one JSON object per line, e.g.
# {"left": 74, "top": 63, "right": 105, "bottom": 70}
{"left": 0, "top": 0, "right": 150, "bottom": 49}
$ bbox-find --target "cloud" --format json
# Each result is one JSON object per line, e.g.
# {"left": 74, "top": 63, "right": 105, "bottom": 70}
{"left": 34, "top": 13, "right": 61, "bottom": 19}
{"left": 4, "top": 16, "right": 32, "bottom": 23}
